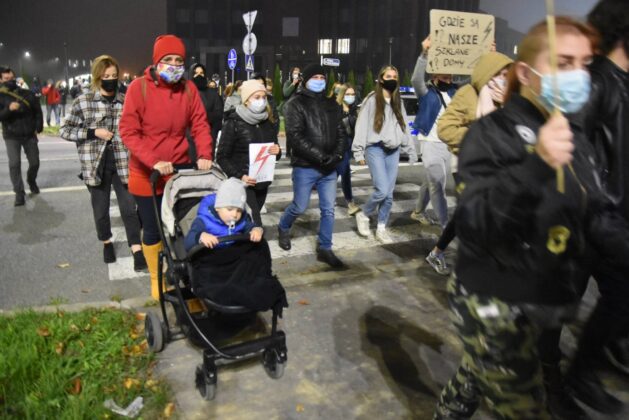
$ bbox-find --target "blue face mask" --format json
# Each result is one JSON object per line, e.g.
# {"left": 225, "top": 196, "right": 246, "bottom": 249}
{"left": 343, "top": 95, "right": 356, "bottom": 105}
{"left": 530, "top": 67, "right": 591, "bottom": 114}
{"left": 306, "top": 79, "right": 326, "bottom": 93}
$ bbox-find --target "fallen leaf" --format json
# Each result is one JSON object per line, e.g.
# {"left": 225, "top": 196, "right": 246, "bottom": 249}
{"left": 296, "top": 404, "right": 305, "bottom": 412}
{"left": 91, "top": 316, "right": 99, "bottom": 324}
{"left": 145, "top": 379, "right": 159, "bottom": 392}
{"left": 70, "top": 324, "right": 80, "bottom": 332}
{"left": 139, "top": 339, "right": 148, "bottom": 352}
{"left": 36, "top": 327, "right": 51, "bottom": 337}
{"left": 57, "top": 263, "right": 71, "bottom": 269}
{"left": 77, "top": 340, "right": 85, "bottom": 349}
{"left": 54, "top": 342, "right": 65, "bottom": 355}
{"left": 56, "top": 311, "right": 65, "bottom": 318}
{"left": 163, "top": 402, "right": 176, "bottom": 418}
{"left": 80, "top": 289, "right": 90, "bottom": 294}
{"left": 135, "top": 312, "right": 146, "bottom": 321}
{"left": 123, "top": 378, "right": 141, "bottom": 389}
{"left": 68, "top": 377, "right": 81, "bottom": 395}
{"left": 297, "top": 299, "right": 310, "bottom": 306}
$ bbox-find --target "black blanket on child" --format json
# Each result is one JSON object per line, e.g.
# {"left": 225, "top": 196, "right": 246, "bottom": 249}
{"left": 189, "top": 239, "right": 288, "bottom": 312}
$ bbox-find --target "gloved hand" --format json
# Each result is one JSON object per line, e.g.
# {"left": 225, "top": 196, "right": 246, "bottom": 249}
{"left": 408, "top": 152, "right": 418, "bottom": 165}
{"left": 321, "top": 154, "right": 343, "bottom": 172}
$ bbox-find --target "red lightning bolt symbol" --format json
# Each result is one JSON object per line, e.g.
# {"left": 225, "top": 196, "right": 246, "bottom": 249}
{"left": 253, "top": 146, "right": 271, "bottom": 177}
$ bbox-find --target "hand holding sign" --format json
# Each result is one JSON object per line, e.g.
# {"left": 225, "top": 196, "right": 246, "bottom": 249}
{"left": 248, "top": 143, "right": 276, "bottom": 184}
{"left": 427, "top": 10, "right": 495, "bottom": 75}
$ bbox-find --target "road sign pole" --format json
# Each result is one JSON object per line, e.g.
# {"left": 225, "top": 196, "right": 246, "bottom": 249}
{"left": 231, "top": 69, "right": 234, "bottom": 84}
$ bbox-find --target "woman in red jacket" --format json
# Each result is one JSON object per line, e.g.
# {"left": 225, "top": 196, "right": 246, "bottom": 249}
{"left": 119, "top": 34, "right": 213, "bottom": 299}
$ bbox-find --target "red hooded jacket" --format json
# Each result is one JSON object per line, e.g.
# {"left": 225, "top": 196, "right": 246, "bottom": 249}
{"left": 120, "top": 66, "right": 213, "bottom": 196}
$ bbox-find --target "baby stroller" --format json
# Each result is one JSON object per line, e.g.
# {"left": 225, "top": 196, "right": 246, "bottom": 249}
{"left": 143, "top": 165, "right": 287, "bottom": 401}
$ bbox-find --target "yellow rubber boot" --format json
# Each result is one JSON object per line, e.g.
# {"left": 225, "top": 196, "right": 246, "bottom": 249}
{"left": 142, "top": 242, "right": 164, "bottom": 300}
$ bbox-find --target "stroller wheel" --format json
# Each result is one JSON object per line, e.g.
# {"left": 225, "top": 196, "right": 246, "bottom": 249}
{"left": 195, "top": 364, "right": 217, "bottom": 400}
{"left": 262, "top": 349, "right": 286, "bottom": 379}
{"left": 145, "top": 312, "right": 165, "bottom": 353}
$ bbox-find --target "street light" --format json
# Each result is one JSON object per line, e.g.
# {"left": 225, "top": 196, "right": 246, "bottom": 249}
{"left": 19, "top": 51, "right": 31, "bottom": 78}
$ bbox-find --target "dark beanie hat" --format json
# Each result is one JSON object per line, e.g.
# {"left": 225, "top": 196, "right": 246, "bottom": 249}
{"left": 301, "top": 63, "right": 326, "bottom": 83}
{"left": 153, "top": 35, "right": 186, "bottom": 64}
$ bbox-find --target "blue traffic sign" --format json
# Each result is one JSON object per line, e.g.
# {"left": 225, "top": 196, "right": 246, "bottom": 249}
{"left": 227, "top": 49, "right": 237, "bottom": 70}
{"left": 245, "top": 54, "right": 254, "bottom": 72}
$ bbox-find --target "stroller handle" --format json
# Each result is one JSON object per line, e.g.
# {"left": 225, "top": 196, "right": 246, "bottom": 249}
{"left": 149, "top": 163, "right": 197, "bottom": 186}
{"left": 186, "top": 233, "right": 252, "bottom": 260}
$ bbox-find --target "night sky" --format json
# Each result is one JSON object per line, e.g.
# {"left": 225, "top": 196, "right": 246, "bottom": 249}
{"left": 0, "top": 0, "right": 167, "bottom": 81}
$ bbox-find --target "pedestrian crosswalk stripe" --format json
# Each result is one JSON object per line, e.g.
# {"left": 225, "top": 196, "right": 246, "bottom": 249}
{"left": 106, "top": 160, "right": 454, "bottom": 281}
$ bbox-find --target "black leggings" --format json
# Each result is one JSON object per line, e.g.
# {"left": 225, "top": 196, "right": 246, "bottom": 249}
{"left": 134, "top": 194, "right": 163, "bottom": 245}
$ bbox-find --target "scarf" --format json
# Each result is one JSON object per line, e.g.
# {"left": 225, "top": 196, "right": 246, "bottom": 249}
{"left": 235, "top": 104, "right": 268, "bottom": 125}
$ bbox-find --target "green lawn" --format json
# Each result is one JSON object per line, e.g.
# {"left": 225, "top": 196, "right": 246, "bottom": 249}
{"left": 0, "top": 308, "right": 173, "bottom": 419}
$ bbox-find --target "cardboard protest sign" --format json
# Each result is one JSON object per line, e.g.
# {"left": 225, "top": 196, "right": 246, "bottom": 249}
{"left": 248, "top": 143, "right": 276, "bottom": 183}
{"left": 427, "top": 9, "right": 495, "bottom": 75}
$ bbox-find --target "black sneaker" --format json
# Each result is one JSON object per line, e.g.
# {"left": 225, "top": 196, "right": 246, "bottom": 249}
{"left": 103, "top": 242, "right": 116, "bottom": 263}
{"left": 133, "top": 250, "right": 148, "bottom": 272}
{"left": 316, "top": 247, "right": 346, "bottom": 269}
{"left": 28, "top": 182, "right": 40, "bottom": 194}
{"left": 278, "top": 226, "right": 291, "bottom": 250}
{"left": 604, "top": 339, "right": 629, "bottom": 376}
{"left": 14, "top": 193, "right": 25, "bottom": 207}
{"left": 566, "top": 368, "right": 624, "bottom": 415}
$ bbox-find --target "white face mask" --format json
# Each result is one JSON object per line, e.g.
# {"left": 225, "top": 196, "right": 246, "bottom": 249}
{"left": 248, "top": 98, "right": 267, "bottom": 113}
{"left": 344, "top": 95, "right": 356, "bottom": 105}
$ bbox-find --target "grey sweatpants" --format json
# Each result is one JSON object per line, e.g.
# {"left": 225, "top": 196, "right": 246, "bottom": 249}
{"left": 415, "top": 141, "right": 451, "bottom": 228}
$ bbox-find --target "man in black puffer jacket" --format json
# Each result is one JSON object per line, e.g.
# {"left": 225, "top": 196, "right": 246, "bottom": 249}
{"left": 277, "top": 64, "right": 345, "bottom": 268}
{"left": 0, "top": 67, "right": 43, "bottom": 206}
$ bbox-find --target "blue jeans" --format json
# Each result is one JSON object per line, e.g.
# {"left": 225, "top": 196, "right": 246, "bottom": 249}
{"left": 279, "top": 167, "right": 337, "bottom": 250}
{"left": 336, "top": 148, "right": 353, "bottom": 203}
{"left": 362, "top": 145, "right": 400, "bottom": 225}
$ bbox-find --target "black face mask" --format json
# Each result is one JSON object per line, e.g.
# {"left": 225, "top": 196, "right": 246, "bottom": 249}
{"left": 193, "top": 75, "right": 208, "bottom": 90}
{"left": 381, "top": 79, "right": 398, "bottom": 92}
{"left": 101, "top": 79, "right": 118, "bottom": 93}
{"left": 3, "top": 80, "right": 18, "bottom": 90}
{"left": 436, "top": 80, "right": 453, "bottom": 92}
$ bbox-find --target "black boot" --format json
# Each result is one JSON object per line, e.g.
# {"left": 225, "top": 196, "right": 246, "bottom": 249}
{"left": 14, "top": 192, "right": 25, "bottom": 206}
{"left": 566, "top": 363, "right": 624, "bottom": 415}
{"left": 28, "top": 181, "right": 40, "bottom": 194}
{"left": 278, "top": 226, "right": 291, "bottom": 250}
{"left": 103, "top": 242, "right": 116, "bottom": 263}
{"left": 542, "top": 363, "right": 590, "bottom": 420}
{"left": 316, "top": 247, "right": 346, "bottom": 269}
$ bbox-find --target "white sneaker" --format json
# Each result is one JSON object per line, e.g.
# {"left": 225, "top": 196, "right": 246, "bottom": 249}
{"left": 260, "top": 205, "right": 267, "bottom": 214}
{"left": 355, "top": 211, "right": 371, "bottom": 237}
{"left": 375, "top": 227, "right": 393, "bottom": 244}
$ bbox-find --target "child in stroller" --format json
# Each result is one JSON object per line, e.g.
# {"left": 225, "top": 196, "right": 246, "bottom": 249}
{"left": 184, "top": 177, "right": 287, "bottom": 312}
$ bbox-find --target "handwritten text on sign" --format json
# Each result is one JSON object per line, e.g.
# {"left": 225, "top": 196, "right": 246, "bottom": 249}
{"left": 249, "top": 143, "right": 276, "bottom": 183}
{"left": 427, "top": 10, "right": 495, "bottom": 75}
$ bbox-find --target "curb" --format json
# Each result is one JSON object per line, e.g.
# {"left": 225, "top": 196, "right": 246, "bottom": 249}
{"left": 0, "top": 296, "right": 153, "bottom": 316}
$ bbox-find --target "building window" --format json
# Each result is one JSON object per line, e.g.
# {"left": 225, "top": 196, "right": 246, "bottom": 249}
{"left": 195, "top": 10, "right": 208, "bottom": 24}
{"left": 336, "top": 38, "right": 350, "bottom": 54}
{"left": 318, "top": 39, "right": 333, "bottom": 55}
{"left": 282, "top": 17, "right": 299, "bottom": 37}
{"left": 176, "top": 9, "right": 190, "bottom": 23}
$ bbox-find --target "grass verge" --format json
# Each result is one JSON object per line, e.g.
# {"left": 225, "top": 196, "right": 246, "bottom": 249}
{"left": 0, "top": 308, "right": 174, "bottom": 419}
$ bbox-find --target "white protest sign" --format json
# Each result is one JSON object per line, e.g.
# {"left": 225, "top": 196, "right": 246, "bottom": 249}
{"left": 248, "top": 143, "right": 276, "bottom": 183}
{"left": 427, "top": 9, "right": 495, "bottom": 75}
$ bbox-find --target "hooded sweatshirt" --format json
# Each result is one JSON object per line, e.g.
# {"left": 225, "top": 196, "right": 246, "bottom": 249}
{"left": 437, "top": 52, "right": 513, "bottom": 155}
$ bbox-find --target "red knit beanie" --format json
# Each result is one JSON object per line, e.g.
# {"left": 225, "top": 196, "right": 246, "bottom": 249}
{"left": 153, "top": 35, "right": 186, "bottom": 64}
